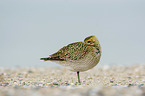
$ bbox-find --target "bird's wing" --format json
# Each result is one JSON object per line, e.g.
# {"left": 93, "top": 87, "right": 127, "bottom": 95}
{"left": 50, "top": 42, "right": 92, "bottom": 61}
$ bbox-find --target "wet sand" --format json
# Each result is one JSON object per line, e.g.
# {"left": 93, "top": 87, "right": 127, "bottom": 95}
{"left": 0, "top": 64, "right": 145, "bottom": 96}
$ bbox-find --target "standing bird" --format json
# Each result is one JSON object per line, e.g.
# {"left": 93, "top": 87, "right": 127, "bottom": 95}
{"left": 40, "top": 35, "right": 101, "bottom": 84}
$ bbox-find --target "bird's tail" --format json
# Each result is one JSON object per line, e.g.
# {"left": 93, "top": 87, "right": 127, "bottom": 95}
{"left": 40, "top": 57, "right": 51, "bottom": 61}
{"left": 40, "top": 56, "right": 65, "bottom": 61}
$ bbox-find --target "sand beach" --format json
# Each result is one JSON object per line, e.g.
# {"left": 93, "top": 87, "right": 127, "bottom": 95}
{"left": 0, "top": 64, "right": 145, "bottom": 96}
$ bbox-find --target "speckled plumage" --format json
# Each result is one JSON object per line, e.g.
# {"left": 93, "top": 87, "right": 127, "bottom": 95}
{"left": 40, "top": 35, "right": 101, "bottom": 83}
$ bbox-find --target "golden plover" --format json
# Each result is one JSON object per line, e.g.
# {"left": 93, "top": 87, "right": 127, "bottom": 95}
{"left": 40, "top": 35, "right": 101, "bottom": 84}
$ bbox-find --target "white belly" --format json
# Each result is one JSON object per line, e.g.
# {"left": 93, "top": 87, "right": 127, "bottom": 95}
{"left": 68, "top": 52, "right": 101, "bottom": 72}
{"left": 57, "top": 50, "right": 101, "bottom": 72}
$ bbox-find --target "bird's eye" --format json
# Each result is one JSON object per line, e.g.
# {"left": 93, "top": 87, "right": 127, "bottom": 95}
{"left": 87, "top": 41, "right": 91, "bottom": 43}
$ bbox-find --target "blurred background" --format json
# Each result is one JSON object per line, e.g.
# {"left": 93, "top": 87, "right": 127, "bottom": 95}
{"left": 0, "top": 0, "right": 145, "bottom": 68}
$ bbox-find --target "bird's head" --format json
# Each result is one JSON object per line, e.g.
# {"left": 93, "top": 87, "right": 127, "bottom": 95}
{"left": 84, "top": 35, "right": 101, "bottom": 48}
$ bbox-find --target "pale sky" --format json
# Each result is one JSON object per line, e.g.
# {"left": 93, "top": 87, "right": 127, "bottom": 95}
{"left": 0, "top": 0, "right": 145, "bottom": 67}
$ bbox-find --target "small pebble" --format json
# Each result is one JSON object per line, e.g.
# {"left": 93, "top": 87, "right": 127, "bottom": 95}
{"left": 2, "top": 83, "right": 9, "bottom": 86}
{"left": 110, "top": 80, "right": 114, "bottom": 83}
{"left": 53, "top": 82, "right": 59, "bottom": 85}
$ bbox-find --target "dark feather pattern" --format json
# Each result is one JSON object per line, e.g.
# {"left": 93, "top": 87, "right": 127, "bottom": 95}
{"left": 40, "top": 56, "right": 65, "bottom": 61}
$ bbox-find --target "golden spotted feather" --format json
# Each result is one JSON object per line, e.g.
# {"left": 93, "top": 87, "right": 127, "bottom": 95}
{"left": 50, "top": 42, "right": 93, "bottom": 61}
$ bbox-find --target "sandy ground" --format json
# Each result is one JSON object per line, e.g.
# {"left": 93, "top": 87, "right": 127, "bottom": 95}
{"left": 0, "top": 64, "right": 145, "bottom": 96}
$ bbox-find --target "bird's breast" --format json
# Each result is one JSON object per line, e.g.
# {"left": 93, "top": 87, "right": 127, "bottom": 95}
{"left": 65, "top": 48, "right": 101, "bottom": 72}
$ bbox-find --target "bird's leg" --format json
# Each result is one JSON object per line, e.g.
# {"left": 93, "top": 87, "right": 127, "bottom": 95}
{"left": 77, "top": 71, "right": 81, "bottom": 84}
